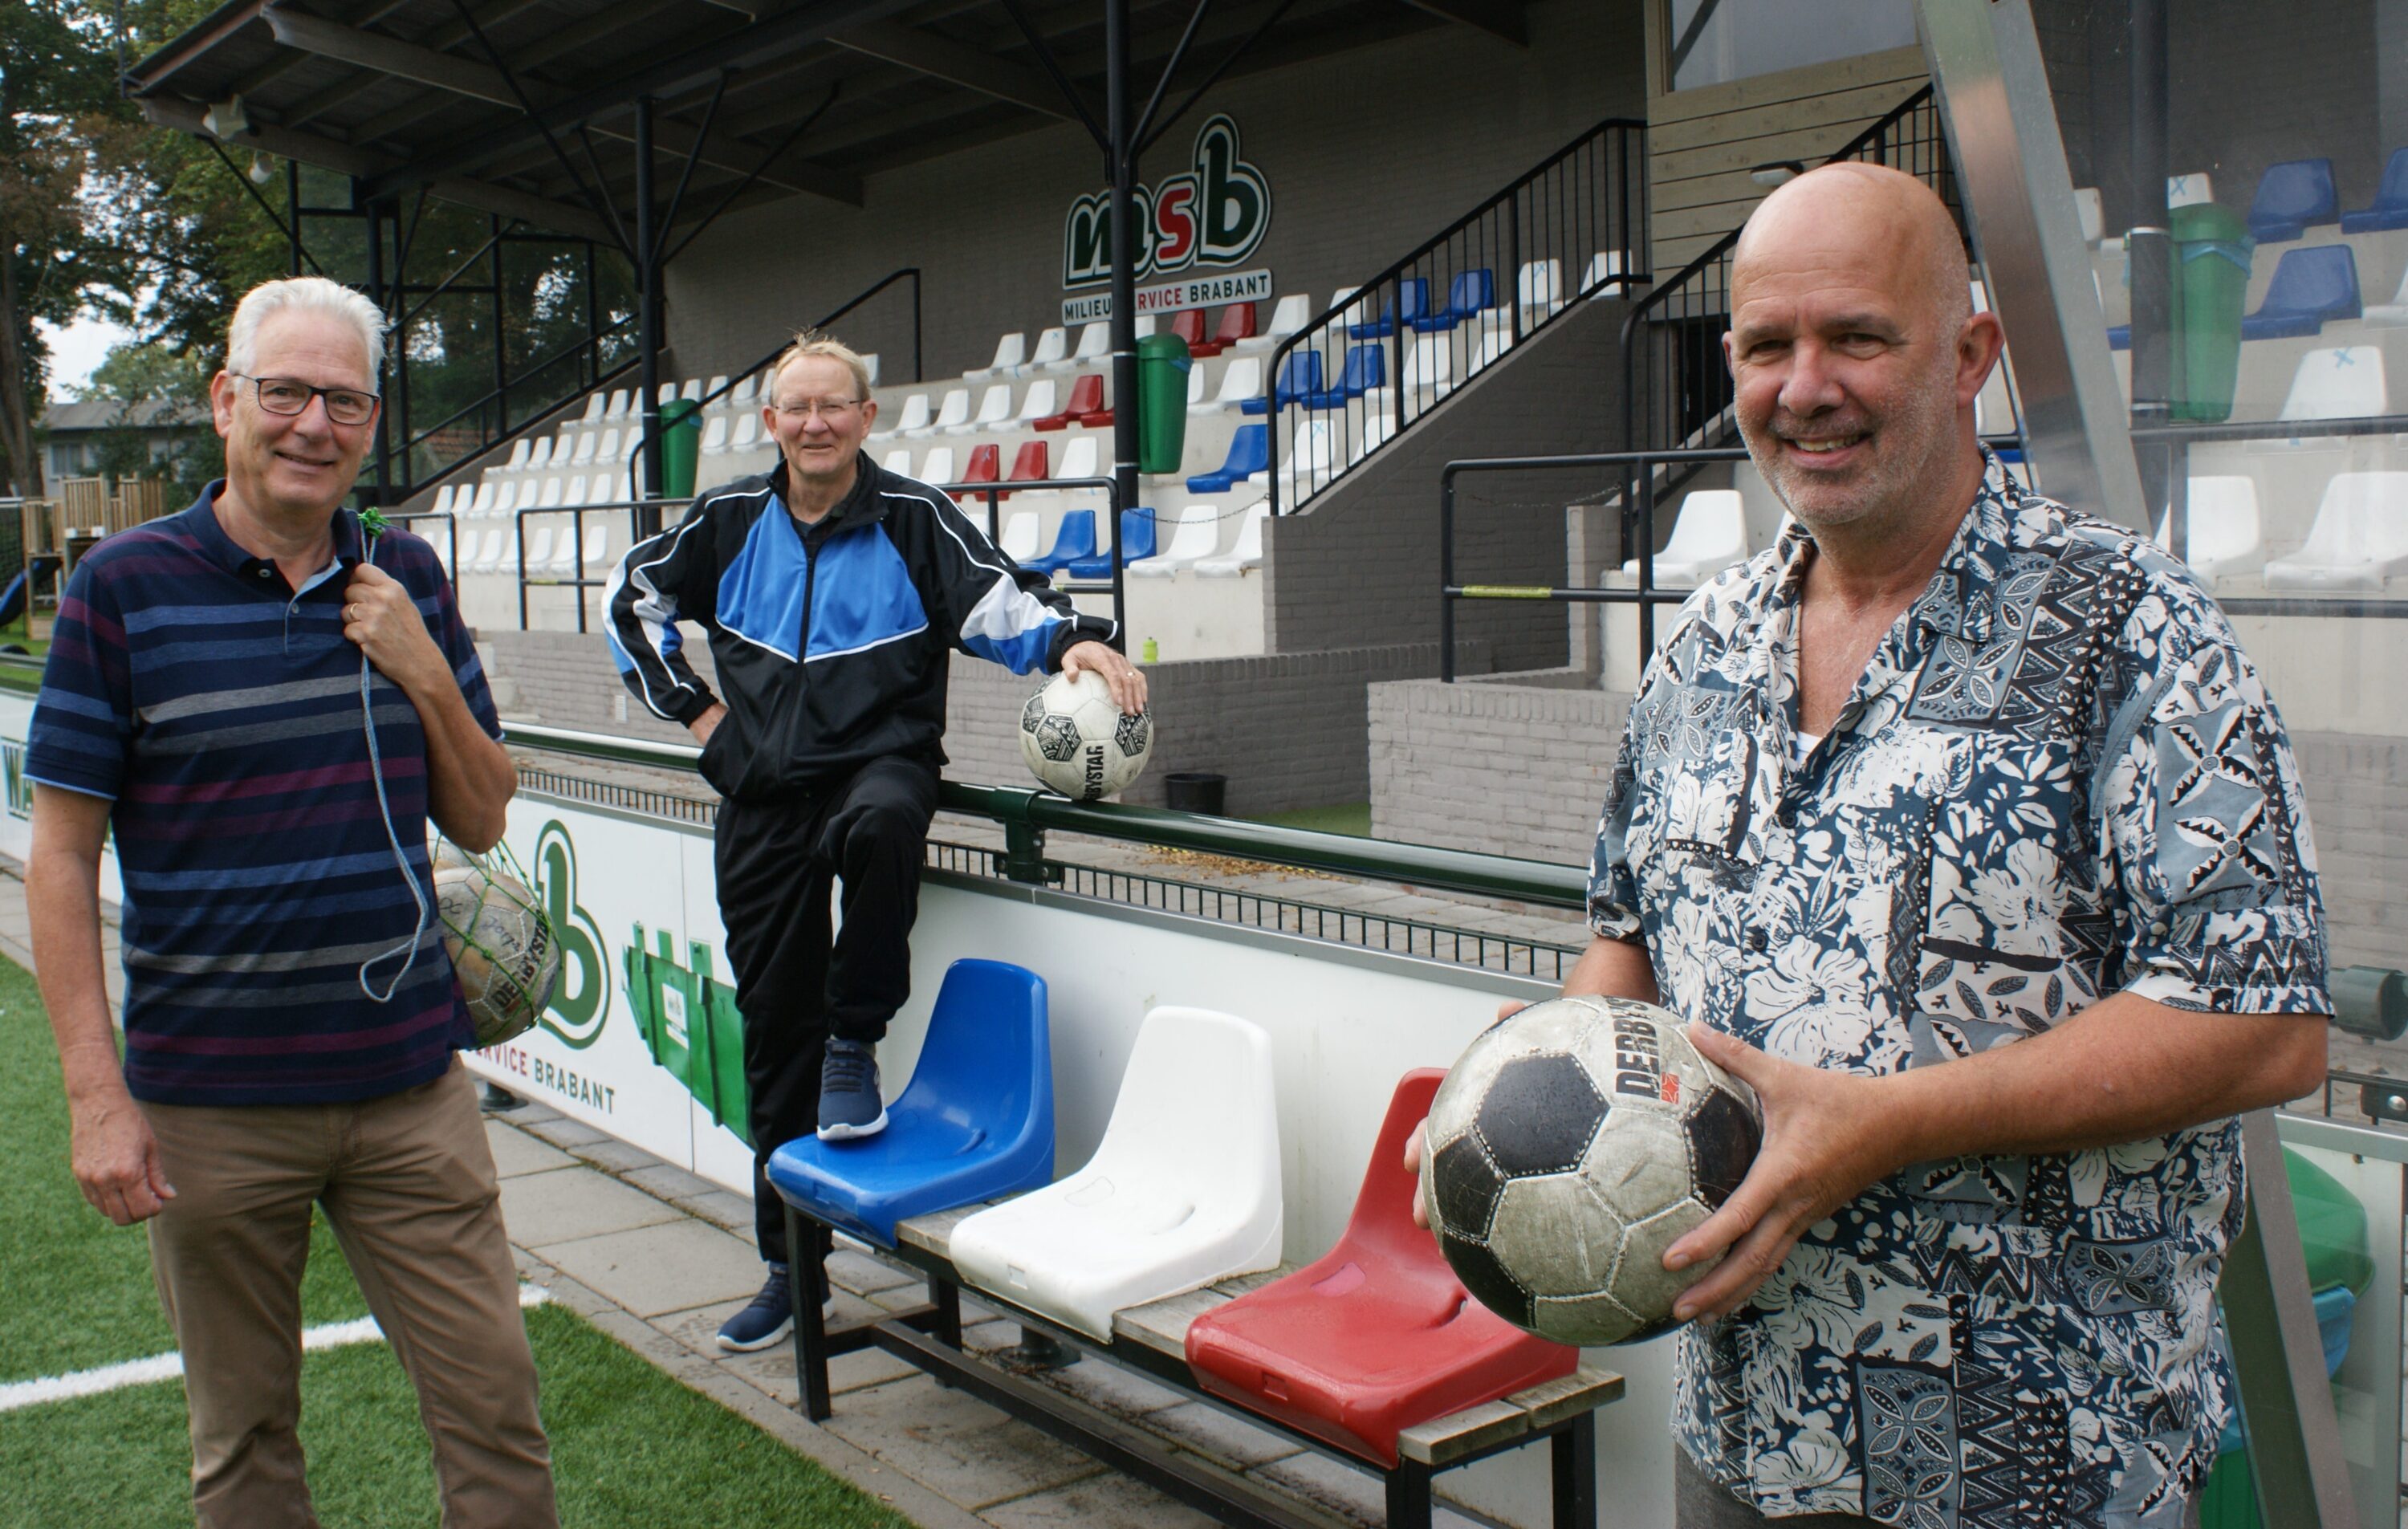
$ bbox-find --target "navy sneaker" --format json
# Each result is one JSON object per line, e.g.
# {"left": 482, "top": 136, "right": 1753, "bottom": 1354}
{"left": 717, "top": 1264, "right": 830, "bottom": 1352}
{"left": 817, "top": 1039, "right": 889, "bottom": 1141}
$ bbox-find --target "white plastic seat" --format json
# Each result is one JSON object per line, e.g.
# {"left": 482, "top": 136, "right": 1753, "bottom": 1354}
{"left": 2264, "top": 473, "right": 2408, "bottom": 591}
{"left": 535, "top": 476, "right": 564, "bottom": 510}
{"left": 2166, "top": 172, "right": 2214, "bottom": 208}
{"left": 1469, "top": 327, "right": 1512, "bottom": 376}
{"left": 490, "top": 482, "right": 519, "bottom": 521}
{"left": 919, "top": 445, "right": 957, "bottom": 486}
{"left": 532, "top": 436, "right": 559, "bottom": 472}
{"left": 657, "top": 383, "right": 678, "bottom": 407}
{"left": 504, "top": 437, "right": 531, "bottom": 470}
{"left": 1015, "top": 380, "right": 1058, "bottom": 426}
{"left": 951, "top": 384, "right": 1012, "bottom": 434}
{"left": 701, "top": 416, "right": 730, "bottom": 454}
{"left": 1060, "top": 321, "right": 1112, "bottom": 371}
{"left": 1403, "top": 335, "right": 1454, "bottom": 400}
{"left": 603, "top": 388, "right": 630, "bottom": 420}
{"left": 470, "top": 529, "right": 506, "bottom": 575}
{"left": 1129, "top": 505, "right": 1222, "bottom": 576}
{"left": 1022, "top": 327, "right": 1068, "bottom": 374}
{"left": 1622, "top": 490, "right": 1747, "bottom": 584}
{"left": 2073, "top": 187, "right": 2105, "bottom": 245}
{"left": 999, "top": 512, "right": 1042, "bottom": 562}
{"left": 546, "top": 525, "right": 584, "bottom": 577}
{"left": 1232, "top": 295, "right": 1312, "bottom": 356}
{"left": 1357, "top": 411, "right": 1397, "bottom": 457}
{"left": 567, "top": 430, "right": 596, "bottom": 466}
{"left": 2362, "top": 267, "right": 2408, "bottom": 327}
{"left": 947, "top": 1006, "right": 1282, "bottom": 1342}
{"left": 1583, "top": 251, "right": 1626, "bottom": 295}
{"left": 525, "top": 527, "right": 555, "bottom": 572}
{"left": 2279, "top": 347, "right": 2387, "bottom": 421}
{"left": 1195, "top": 502, "right": 1270, "bottom": 577}
{"left": 580, "top": 392, "right": 608, "bottom": 423}
{"left": 924, "top": 390, "right": 970, "bottom": 436}
{"left": 731, "top": 413, "right": 762, "bottom": 451}
{"left": 1517, "top": 259, "right": 1564, "bottom": 326}
{"left": 1187, "top": 362, "right": 1207, "bottom": 408}
{"left": 883, "top": 447, "right": 913, "bottom": 476}
{"left": 1199, "top": 356, "right": 1261, "bottom": 413}
{"left": 877, "top": 392, "right": 932, "bottom": 439}
{"left": 1057, "top": 436, "right": 1099, "bottom": 479}
{"left": 595, "top": 428, "right": 620, "bottom": 465}
{"left": 429, "top": 485, "right": 456, "bottom": 518}
{"left": 705, "top": 374, "right": 729, "bottom": 403}
{"left": 731, "top": 375, "right": 759, "bottom": 409}
{"left": 468, "top": 482, "right": 497, "bottom": 518}
{"left": 563, "top": 474, "right": 588, "bottom": 507}
{"left": 2154, "top": 477, "right": 2264, "bottom": 587}
{"left": 860, "top": 353, "right": 880, "bottom": 387}
{"left": 969, "top": 332, "right": 1027, "bottom": 380}
{"left": 580, "top": 524, "right": 612, "bottom": 571}
{"left": 677, "top": 378, "right": 702, "bottom": 402}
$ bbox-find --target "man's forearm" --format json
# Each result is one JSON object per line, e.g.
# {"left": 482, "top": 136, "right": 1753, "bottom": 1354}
{"left": 1562, "top": 934, "right": 1662, "bottom": 1006}
{"left": 407, "top": 673, "right": 516, "bottom": 852}
{"left": 27, "top": 840, "right": 124, "bottom": 1102}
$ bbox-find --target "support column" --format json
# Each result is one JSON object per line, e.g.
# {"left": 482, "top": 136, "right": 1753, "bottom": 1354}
{"left": 362, "top": 186, "right": 392, "bottom": 505}
{"left": 1104, "top": 0, "right": 1140, "bottom": 625}
{"left": 2126, "top": 0, "right": 2172, "bottom": 515}
{"left": 635, "top": 94, "right": 664, "bottom": 534}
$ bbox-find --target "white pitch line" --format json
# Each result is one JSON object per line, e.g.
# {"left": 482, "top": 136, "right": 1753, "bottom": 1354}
{"left": 0, "top": 1285, "right": 549, "bottom": 1414}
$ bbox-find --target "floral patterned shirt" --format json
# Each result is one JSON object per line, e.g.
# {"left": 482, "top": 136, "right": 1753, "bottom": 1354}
{"left": 1588, "top": 459, "right": 2330, "bottom": 1527}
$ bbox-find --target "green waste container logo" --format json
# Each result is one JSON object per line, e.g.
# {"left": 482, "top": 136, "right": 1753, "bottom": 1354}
{"left": 530, "top": 820, "right": 612, "bottom": 1048}
{"left": 622, "top": 925, "right": 752, "bottom": 1145}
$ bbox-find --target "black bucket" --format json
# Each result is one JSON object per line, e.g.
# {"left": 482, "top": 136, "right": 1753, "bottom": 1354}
{"left": 1164, "top": 771, "right": 1226, "bottom": 815}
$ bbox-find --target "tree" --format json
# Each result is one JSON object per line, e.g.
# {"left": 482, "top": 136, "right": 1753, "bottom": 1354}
{"left": 83, "top": 340, "right": 214, "bottom": 503}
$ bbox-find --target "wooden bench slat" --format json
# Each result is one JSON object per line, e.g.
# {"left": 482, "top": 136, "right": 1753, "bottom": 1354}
{"left": 1112, "top": 1287, "right": 1233, "bottom": 1358}
{"left": 895, "top": 1202, "right": 994, "bottom": 1259}
{"left": 1397, "top": 1400, "right": 1529, "bottom": 1465}
{"left": 1507, "top": 1368, "right": 1625, "bottom": 1430}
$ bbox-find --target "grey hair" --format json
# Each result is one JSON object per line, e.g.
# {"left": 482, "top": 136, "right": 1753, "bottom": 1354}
{"left": 226, "top": 276, "right": 387, "bottom": 381}
{"left": 768, "top": 330, "right": 872, "bottom": 403}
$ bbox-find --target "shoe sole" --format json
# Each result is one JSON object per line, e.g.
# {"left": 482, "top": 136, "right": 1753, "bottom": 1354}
{"left": 816, "top": 1108, "right": 889, "bottom": 1142}
{"left": 717, "top": 1315, "right": 794, "bottom": 1352}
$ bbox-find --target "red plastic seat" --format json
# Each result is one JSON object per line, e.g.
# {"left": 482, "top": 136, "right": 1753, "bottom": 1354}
{"left": 952, "top": 444, "right": 1000, "bottom": 505}
{"left": 1205, "top": 302, "right": 1257, "bottom": 356}
{"left": 1184, "top": 1069, "right": 1576, "bottom": 1467}
{"left": 1035, "top": 374, "right": 1109, "bottom": 431}
{"left": 1171, "top": 308, "right": 1210, "bottom": 356}
{"left": 1001, "top": 440, "right": 1049, "bottom": 500}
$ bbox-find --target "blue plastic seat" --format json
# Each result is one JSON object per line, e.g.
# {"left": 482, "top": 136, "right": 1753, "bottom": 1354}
{"left": 2341, "top": 148, "right": 2408, "bottom": 234}
{"left": 2239, "top": 244, "right": 2361, "bottom": 340}
{"left": 2248, "top": 157, "right": 2339, "bottom": 243}
{"left": 1302, "top": 344, "right": 1386, "bottom": 408}
{"left": 1064, "top": 510, "right": 1159, "bottom": 579}
{"left": 1188, "top": 424, "right": 1269, "bottom": 493}
{"left": 1023, "top": 510, "right": 1098, "bottom": 574}
{"left": 1239, "top": 351, "right": 1325, "bottom": 416}
{"left": 1347, "top": 278, "right": 1430, "bottom": 339}
{"left": 765, "top": 958, "right": 1054, "bottom": 1250}
{"left": 1411, "top": 269, "right": 1497, "bottom": 333}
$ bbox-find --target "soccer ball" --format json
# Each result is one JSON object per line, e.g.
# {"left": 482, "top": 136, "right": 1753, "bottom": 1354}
{"left": 1421, "top": 995, "right": 1762, "bottom": 1346}
{"left": 1019, "top": 669, "right": 1152, "bottom": 801}
{"left": 434, "top": 860, "right": 560, "bottom": 1047}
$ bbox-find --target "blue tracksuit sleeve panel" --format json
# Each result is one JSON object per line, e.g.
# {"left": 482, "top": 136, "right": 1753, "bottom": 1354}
{"left": 605, "top": 495, "right": 722, "bottom": 725}
{"left": 906, "top": 486, "right": 1118, "bottom": 675}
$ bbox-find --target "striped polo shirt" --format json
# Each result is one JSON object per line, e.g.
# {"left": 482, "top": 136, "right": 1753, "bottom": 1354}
{"left": 28, "top": 486, "right": 502, "bottom": 1106}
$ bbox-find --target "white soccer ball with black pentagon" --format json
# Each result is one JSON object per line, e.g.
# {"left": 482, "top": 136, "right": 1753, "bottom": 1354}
{"left": 1019, "top": 669, "right": 1151, "bottom": 801}
{"left": 1420, "top": 994, "right": 1762, "bottom": 1346}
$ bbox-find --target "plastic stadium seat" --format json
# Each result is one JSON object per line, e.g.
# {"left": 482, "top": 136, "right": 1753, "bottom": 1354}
{"left": 530, "top": 436, "right": 557, "bottom": 471}
{"left": 1023, "top": 510, "right": 1098, "bottom": 576}
{"left": 2239, "top": 246, "right": 2360, "bottom": 341}
{"left": 503, "top": 437, "right": 531, "bottom": 471}
{"left": 881, "top": 393, "right": 933, "bottom": 438}
{"left": 883, "top": 448, "right": 913, "bottom": 476}
{"left": 1582, "top": 251, "right": 1627, "bottom": 294}
{"left": 1058, "top": 436, "right": 1099, "bottom": 480}
{"left": 861, "top": 354, "right": 881, "bottom": 388}
{"left": 1517, "top": 259, "right": 1564, "bottom": 325}
{"left": 1171, "top": 309, "right": 1210, "bottom": 355}
{"left": 563, "top": 474, "right": 589, "bottom": 507}
{"left": 1134, "top": 314, "right": 1158, "bottom": 338}
{"left": 680, "top": 378, "right": 704, "bottom": 402}
{"left": 580, "top": 525, "right": 612, "bottom": 572}
{"left": 595, "top": 428, "right": 620, "bottom": 464}
{"left": 2279, "top": 346, "right": 2387, "bottom": 421}
{"left": 2166, "top": 172, "right": 2214, "bottom": 208}
{"left": 1208, "top": 303, "right": 1259, "bottom": 353}
{"left": 1233, "top": 295, "right": 1312, "bottom": 355}
{"left": 1194, "top": 502, "right": 1269, "bottom": 578}
{"left": 768, "top": 959, "right": 1055, "bottom": 1250}
{"left": 1005, "top": 441, "right": 1050, "bottom": 496}
{"left": 1404, "top": 336, "right": 1454, "bottom": 400}
{"left": 1469, "top": 328, "right": 1513, "bottom": 376}
{"left": 1186, "top": 1070, "right": 1577, "bottom": 1467}
{"left": 2264, "top": 473, "right": 2408, "bottom": 592}
{"left": 732, "top": 375, "right": 759, "bottom": 408}
{"left": 571, "top": 430, "right": 599, "bottom": 466}
{"left": 1199, "top": 356, "right": 1262, "bottom": 413}
{"left": 1035, "top": 375, "right": 1108, "bottom": 431}
{"left": 1056, "top": 322, "right": 1111, "bottom": 372}
{"left": 604, "top": 388, "right": 631, "bottom": 420}
{"left": 922, "top": 388, "right": 970, "bottom": 435}
{"left": 1000, "top": 513, "right": 1041, "bottom": 562}
{"left": 494, "top": 528, "right": 523, "bottom": 576}
{"left": 2074, "top": 186, "right": 2104, "bottom": 245}
{"left": 1015, "top": 380, "right": 1058, "bottom": 427}
{"left": 467, "top": 482, "right": 495, "bottom": 518}
{"left": 701, "top": 416, "right": 730, "bottom": 455}
{"left": 1065, "top": 510, "right": 1160, "bottom": 579}
{"left": 430, "top": 485, "right": 456, "bottom": 518}
{"left": 1279, "top": 420, "right": 1340, "bottom": 502}
{"left": 579, "top": 392, "right": 608, "bottom": 424}
{"left": 705, "top": 373, "right": 730, "bottom": 401}
{"left": 523, "top": 529, "right": 554, "bottom": 576}
{"left": 1190, "top": 425, "right": 1270, "bottom": 493}
{"left": 950, "top": 1006, "right": 1283, "bottom": 1343}
{"left": 535, "top": 476, "right": 564, "bottom": 510}
{"left": 470, "top": 530, "right": 505, "bottom": 575}
{"left": 2154, "top": 478, "right": 2264, "bottom": 587}
{"left": 1187, "top": 363, "right": 1208, "bottom": 409}
{"left": 1023, "top": 327, "right": 1068, "bottom": 373}
{"left": 1625, "top": 490, "right": 1747, "bottom": 584}
{"left": 2361, "top": 266, "right": 2408, "bottom": 326}
{"left": 919, "top": 446, "right": 957, "bottom": 487}
{"left": 1129, "top": 506, "right": 1219, "bottom": 577}
{"left": 951, "top": 384, "right": 1011, "bottom": 435}
{"left": 2343, "top": 148, "right": 2408, "bottom": 234}
{"left": 1240, "top": 352, "right": 1326, "bottom": 415}
{"left": 1413, "top": 269, "right": 1495, "bottom": 333}
{"left": 2248, "top": 158, "right": 2340, "bottom": 244}
{"left": 490, "top": 482, "right": 519, "bottom": 520}
{"left": 1348, "top": 278, "right": 1430, "bottom": 340}
{"left": 959, "top": 443, "right": 1002, "bottom": 493}
{"left": 970, "top": 332, "right": 1027, "bottom": 380}
{"left": 1357, "top": 411, "right": 1397, "bottom": 457}
{"left": 1304, "top": 345, "right": 1385, "bottom": 409}
{"left": 731, "top": 414, "right": 763, "bottom": 452}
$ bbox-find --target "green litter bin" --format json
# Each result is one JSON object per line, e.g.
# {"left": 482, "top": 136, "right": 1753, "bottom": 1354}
{"left": 657, "top": 396, "right": 702, "bottom": 499}
{"left": 2169, "top": 203, "right": 2254, "bottom": 424}
{"left": 1137, "top": 332, "right": 1192, "bottom": 475}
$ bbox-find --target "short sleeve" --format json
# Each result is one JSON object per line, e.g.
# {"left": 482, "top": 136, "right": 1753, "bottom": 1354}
{"left": 1588, "top": 639, "right": 1690, "bottom": 942}
{"left": 27, "top": 559, "right": 134, "bottom": 800}
{"left": 2097, "top": 620, "right": 2330, "bottom": 1016}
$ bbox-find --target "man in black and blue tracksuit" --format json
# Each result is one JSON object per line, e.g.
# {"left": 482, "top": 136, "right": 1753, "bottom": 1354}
{"left": 605, "top": 334, "right": 1146, "bottom": 1351}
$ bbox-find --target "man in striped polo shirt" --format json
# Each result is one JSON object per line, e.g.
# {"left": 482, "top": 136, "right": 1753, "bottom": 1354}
{"left": 26, "top": 277, "right": 556, "bottom": 1527}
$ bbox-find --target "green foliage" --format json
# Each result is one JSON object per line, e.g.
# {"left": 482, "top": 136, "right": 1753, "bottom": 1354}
{"left": 78, "top": 342, "right": 216, "bottom": 501}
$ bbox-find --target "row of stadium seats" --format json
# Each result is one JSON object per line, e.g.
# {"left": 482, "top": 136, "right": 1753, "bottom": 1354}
{"left": 2076, "top": 151, "right": 2408, "bottom": 250}
{"left": 769, "top": 960, "right": 1585, "bottom": 1470}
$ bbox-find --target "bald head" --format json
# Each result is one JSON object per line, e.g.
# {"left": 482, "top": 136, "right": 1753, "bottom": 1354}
{"left": 1721, "top": 161, "right": 1999, "bottom": 543}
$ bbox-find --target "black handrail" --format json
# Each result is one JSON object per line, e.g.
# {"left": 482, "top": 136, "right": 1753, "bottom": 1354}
{"left": 1259, "top": 118, "right": 1649, "bottom": 516}
{"left": 934, "top": 474, "right": 1127, "bottom": 637}
{"left": 399, "top": 315, "right": 640, "bottom": 494}
{"left": 692, "top": 266, "right": 923, "bottom": 420}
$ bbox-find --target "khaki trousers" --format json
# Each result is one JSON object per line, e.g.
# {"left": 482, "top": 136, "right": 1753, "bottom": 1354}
{"left": 142, "top": 1058, "right": 557, "bottom": 1529}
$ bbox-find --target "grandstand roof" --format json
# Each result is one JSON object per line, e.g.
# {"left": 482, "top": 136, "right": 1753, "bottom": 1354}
{"left": 125, "top": 0, "right": 1526, "bottom": 245}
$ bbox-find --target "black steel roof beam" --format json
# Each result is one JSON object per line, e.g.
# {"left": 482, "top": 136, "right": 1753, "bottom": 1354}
{"left": 345, "top": 0, "right": 702, "bottom": 146}
{"left": 1129, "top": 0, "right": 1213, "bottom": 152}
{"left": 362, "top": 0, "right": 921, "bottom": 197}
{"left": 1401, "top": 0, "right": 1524, "bottom": 46}
{"left": 442, "top": 0, "right": 637, "bottom": 258}
{"left": 651, "top": 70, "right": 730, "bottom": 265}
{"left": 201, "top": 132, "right": 328, "bottom": 276}
{"left": 275, "top": 0, "right": 549, "bottom": 131}
{"left": 658, "top": 83, "right": 840, "bottom": 266}
{"left": 1139, "top": 0, "right": 1304, "bottom": 157}
{"left": 995, "top": 0, "right": 1107, "bottom": 149}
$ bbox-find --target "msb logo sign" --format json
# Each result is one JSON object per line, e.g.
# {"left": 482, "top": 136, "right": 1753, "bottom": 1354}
{"left": 1064, "top": 116, "right": 1270, "bottom": 290}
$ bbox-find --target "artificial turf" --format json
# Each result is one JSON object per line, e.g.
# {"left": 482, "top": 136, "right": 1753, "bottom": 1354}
{"left": 0, "top": 955, "right": 915, "bottom": 1529}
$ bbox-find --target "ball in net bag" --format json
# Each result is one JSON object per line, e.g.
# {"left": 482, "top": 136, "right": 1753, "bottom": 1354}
{"left": 1420, "top": 994, "right": 1762, "bottom": 1346}
{"left": 432, "top": 845, "right": 560, "bottom": 1048}
{"left": 1019, "top": 669, "right": 1151, "bottom": 801}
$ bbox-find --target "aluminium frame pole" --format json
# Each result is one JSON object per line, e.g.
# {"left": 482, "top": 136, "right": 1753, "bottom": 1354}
{"left": 635, "top": 95, "right": 664, "bottom": 535}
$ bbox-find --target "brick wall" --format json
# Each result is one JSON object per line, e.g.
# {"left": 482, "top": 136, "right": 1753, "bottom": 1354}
{"left": 483, "top": 629, "right": 1491, "bottom": 815}
{"left": 663, "top": 0, "right": 1646, "bottom": 386}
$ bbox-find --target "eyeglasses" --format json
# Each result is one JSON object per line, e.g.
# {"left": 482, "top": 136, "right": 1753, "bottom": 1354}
{"left": 234, "top": 374, "right": 380, "bottom": 426}
{"left": 769, "top": 397, "right": 866, "bottom": 422}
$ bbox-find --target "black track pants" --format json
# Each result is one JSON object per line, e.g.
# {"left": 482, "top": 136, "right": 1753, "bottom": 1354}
{"left": 714, "top": 755, "right": 939, "bottom": 1264}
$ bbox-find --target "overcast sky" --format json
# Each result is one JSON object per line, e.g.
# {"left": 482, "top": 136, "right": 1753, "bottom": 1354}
{"left": 37, "top": 313, "right": 136, "bottom": 401}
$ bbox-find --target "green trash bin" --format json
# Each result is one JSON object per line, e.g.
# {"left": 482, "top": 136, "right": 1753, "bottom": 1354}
{"left": 657, "top": 396, "right": 703, "bottom": 499}
{"left": 2169, "top": 203, "right": 2254, "bottom": 424}
{"left": 1137, "top": 332, "right": 1192, "bottom": 475}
